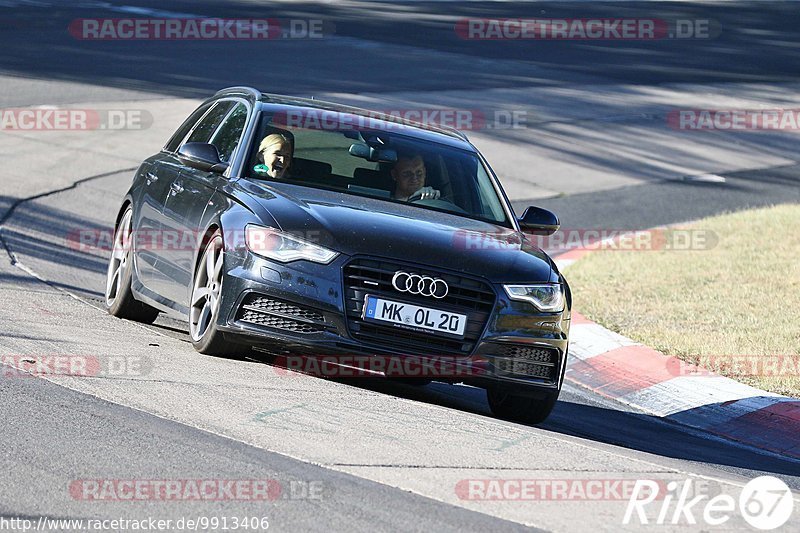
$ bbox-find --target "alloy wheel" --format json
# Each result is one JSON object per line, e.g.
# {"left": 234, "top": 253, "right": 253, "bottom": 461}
{"left": 105, "top": 209, "right": 133, "bottom": 307}
{"left": 189, "top": 235, "right": 224, "bottom": 341}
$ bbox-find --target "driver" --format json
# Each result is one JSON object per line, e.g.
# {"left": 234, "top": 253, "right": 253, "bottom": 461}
{"left": 390, "top": 154, "right": 440, "bottom": 202}
{"left": 254, "top": 133, "right": 293, "bottom": 179}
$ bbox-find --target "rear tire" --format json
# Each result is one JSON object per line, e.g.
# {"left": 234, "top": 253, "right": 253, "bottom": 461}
{"left": 105, "top": 206, "right": 159, "bottom": 324}
{"left": 487, "top": 388, "right": 559, "bottom": 424}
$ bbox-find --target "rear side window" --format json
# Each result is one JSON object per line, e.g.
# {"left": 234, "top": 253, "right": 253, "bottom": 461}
{"left": 210, "top": 103, "right": 248, "bottom": 163}
{"left": 164, "top": 102, "right": 212, "bottom": 152}
{"left": 185, "top": 101, "right": 236, "bottom": 144}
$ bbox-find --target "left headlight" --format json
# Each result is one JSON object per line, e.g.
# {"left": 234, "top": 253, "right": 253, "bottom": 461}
{"left": 503, "top": 283, "right": 564, "bottom": 312}
{"left": 245, "top": 224, "right": 339, "bottom": 264}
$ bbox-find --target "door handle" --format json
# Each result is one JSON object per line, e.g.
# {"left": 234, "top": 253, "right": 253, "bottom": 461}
{"left": 170, "top": 181, "right": 184, "bottom": 195}
{"left": 145, "top": 172, "right": 159, "bottom": 185}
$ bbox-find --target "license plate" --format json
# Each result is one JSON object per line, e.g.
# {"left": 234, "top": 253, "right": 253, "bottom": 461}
{"left": 363, "top": 295, "right": 467, "bottom": 338}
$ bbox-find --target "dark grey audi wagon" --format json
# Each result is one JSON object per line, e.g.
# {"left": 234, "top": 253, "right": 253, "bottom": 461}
{"left": 105, "top": 86, "right": 572, "bottom": 423}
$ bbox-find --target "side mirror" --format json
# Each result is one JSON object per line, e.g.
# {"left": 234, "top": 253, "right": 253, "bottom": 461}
{"left": 178, "top": 142, "right": 229, "bottom": 174}
{"left": 518, "top": 206, "right": 560, "bottom": 235}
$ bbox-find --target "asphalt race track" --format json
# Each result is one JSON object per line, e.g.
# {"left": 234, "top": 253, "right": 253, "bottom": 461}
{"left": 1, "top": 1, "right": 799, "bottom": 531}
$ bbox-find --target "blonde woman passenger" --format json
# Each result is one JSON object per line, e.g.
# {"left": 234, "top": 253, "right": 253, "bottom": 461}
{"left": 254, "top": 133, "right": 293, "bottom": 179}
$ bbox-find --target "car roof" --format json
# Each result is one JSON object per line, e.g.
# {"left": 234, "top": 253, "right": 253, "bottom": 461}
{"left": 213, "top": 86, "right": 476, "bottom": 151}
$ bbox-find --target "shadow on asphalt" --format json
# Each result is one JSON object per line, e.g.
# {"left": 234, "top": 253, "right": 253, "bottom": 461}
{"left": 237, "top": 352, "right": 800, "bottom": 481}
{"left": 0, "top": 193, "right": 111, "bottom": 286}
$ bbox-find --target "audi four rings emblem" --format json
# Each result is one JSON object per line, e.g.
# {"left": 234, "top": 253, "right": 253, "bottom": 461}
{"left": 391, "top": 271, "right": 449, "bottom": 299}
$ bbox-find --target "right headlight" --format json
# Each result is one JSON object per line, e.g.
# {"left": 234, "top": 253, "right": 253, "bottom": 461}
{"left": 503, "top": 283, "right": 564, "bottom": 312}
{"left": 245, "top": 225, "right": 339, "bottom": 264}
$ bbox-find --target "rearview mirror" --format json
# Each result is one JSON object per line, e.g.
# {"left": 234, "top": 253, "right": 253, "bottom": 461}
{"left": 348, "top": 143, "right": 398, "bottom": 163}
{"left": 518, "top": 206, "right": 560, "bottom": 235}
{"left": 178, "top": 142, "right": 229, "bottom": 174}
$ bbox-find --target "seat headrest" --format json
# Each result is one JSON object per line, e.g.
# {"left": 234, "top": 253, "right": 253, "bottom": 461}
{"left": 290, "top": 158, "right": 332, "bottom": 182}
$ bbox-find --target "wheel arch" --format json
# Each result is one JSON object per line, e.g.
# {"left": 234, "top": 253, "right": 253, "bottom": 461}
{"left": 114, "top": 197, "right": 134, "bottom": 228}
{"left": 193, "top": 221, "right": 223, "bottom": 275}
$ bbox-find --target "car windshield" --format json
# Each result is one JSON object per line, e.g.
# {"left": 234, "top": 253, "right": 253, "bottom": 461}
{"left": 246, "top": 109, "right": 510, "bottom": 225}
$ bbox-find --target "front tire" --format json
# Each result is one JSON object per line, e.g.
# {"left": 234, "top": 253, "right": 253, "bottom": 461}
{"left": 105, "top": 206, "right": 159, "bottom": 324}
{"left": 487, "top": 388, "right": 559, "bottom": 424}
{"left": 189, "top": 230, "right": 234, "bottom": 355}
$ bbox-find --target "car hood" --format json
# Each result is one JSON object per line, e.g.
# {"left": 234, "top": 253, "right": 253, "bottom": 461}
{"left": 237, "top": 181, "right": 555, "bottom": 283}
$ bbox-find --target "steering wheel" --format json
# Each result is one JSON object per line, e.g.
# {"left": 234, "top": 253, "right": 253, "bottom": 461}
{"left": 407, "top": 190, "right": 434, "bottom": 202}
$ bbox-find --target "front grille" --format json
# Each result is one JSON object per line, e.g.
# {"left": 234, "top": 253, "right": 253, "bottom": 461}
{"left": 490, "top": 344, "right": 558, "bottom": 381}
{"left": 236, "top": 293, "right": 326, "bottom": 334}
{"left": 343, "top": 257, "right": 496, "bottom": 355}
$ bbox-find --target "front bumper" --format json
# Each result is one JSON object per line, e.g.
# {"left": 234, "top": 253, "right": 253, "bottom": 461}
{"left": 216, "top": 250, "right": 570, "bottom": 395}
